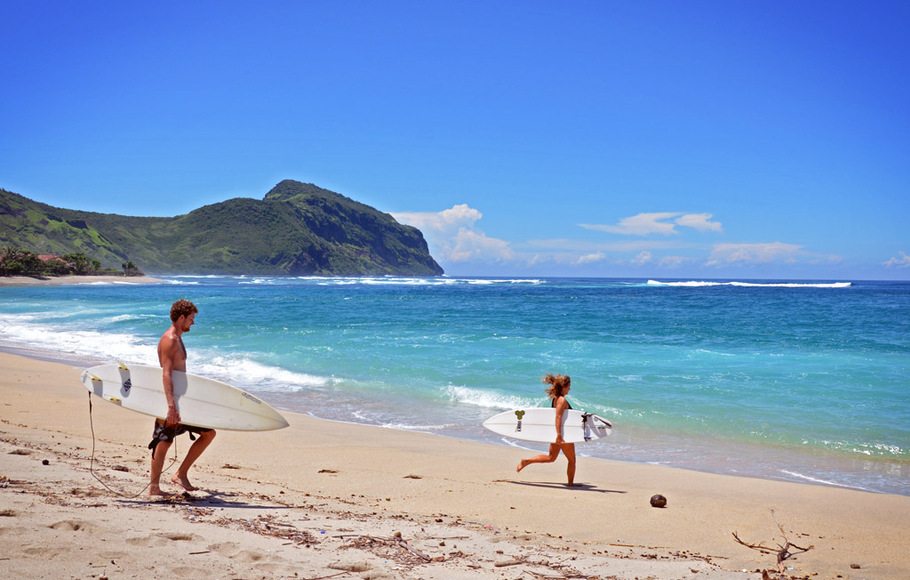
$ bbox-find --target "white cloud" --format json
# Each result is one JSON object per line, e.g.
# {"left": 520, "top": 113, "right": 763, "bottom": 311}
{"left": 524, "top": 238, "right": 682, "bottom": 253}
{"left": 674, "top": 213, "right": 723, "bottom": 233}
{"left": 576, "top": 252, "right": 606, "bottom": 265}
{"left": 392, "top": 204, "right": 513, "bottom": 263}
{"left": 395, "top": 205, "right": 847, "bottom": 276}
{"left": 581, "top": 212, "right": 678, "bottom": 235}
{"left": 392, "top": 204, "right": 482, "bottom": 233}
{"left": 448, "top": 227, "right": 514, "bottom": 262}
{"left": 706, "top": 242, "right": 803, "bottom": 266}
{"left": 631, "top": 251, "right": 653, "bottom": 265}
{"left": 580, "top": 212, "right": 723, "bottom": 236}
{"left": 884, "top": 251, "right": 910, "bottom": 268}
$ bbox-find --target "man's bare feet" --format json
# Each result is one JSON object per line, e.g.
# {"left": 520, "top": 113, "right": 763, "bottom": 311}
{"left": 516, "top": 460, "right": 529, "bottom": 473}
{"left": 171, "top": 473, "right": 198, "bottom": 491}
{"left": 148, "top": 486, "right": 173, "bottom": 497}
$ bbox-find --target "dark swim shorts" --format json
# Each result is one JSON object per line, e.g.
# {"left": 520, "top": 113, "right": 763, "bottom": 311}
{"left": 148, "top": 419, "right": 213, "bottom": 457}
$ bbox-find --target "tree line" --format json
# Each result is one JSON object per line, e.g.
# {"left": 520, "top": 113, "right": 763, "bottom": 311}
{"left": 0, "top": 246, "right": 143, "bottom": 277}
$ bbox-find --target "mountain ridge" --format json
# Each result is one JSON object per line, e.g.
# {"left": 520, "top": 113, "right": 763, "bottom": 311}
{"left": 0, "top": 180, "right": 443, "bottom": 276}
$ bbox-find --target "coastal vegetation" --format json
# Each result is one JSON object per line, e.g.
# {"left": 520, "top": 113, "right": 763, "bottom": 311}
{"left": 0, "top": 246, "right": 142, "bottom": 278}
{"left": 0, "top": 180, "right": 443, "bottom": 276}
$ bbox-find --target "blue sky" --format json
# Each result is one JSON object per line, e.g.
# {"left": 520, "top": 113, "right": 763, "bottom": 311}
{"left": 2, "top": 1, "right": 907, "bottom": 280}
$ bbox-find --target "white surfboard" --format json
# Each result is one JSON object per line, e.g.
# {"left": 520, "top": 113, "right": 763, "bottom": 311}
{"left": 483, "top": 408, "right": 612, "bottom": 443}
{"left": 80, "top": 363, "right": 289, "bottom": 431}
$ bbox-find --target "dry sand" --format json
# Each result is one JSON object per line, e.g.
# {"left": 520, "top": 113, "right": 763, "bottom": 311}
{"left": 0, "top": 275, "right": 164, "bottom": 287}
{"left": 1, "top": 352, "right": 907, "bottom": 579}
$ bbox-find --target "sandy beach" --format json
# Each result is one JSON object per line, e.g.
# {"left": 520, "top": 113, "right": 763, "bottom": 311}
{"left": 0, "top": 275, "right": 164, "bottom": 287}
{"left": 1, "top": 352, "right": 908, "bottom": 579}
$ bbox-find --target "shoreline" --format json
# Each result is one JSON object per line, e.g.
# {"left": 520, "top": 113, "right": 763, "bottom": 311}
{"left": 1, "top": 352, "right": 908, "bottom": 579}
{"left": 2, "top": 339, "right": 907, "bottom": 498}
{"left": 0, "top": 274, "right": 165, "bottom": 286}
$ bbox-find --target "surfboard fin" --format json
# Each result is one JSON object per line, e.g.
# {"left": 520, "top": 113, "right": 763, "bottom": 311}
{"left": 116, "top": 361, "right": 129, "bottom": 370}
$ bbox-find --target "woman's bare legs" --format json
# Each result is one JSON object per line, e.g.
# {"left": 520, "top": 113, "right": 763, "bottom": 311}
{"left": 517, "top": 442, "right": 576, "bottom": 485}
{"left": 563, "top": 442, "right": 576, "bottom": 486}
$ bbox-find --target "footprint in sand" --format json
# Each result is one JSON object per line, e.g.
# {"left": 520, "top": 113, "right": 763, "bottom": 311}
{"left": 208, "top": 542, "right": 274, "bottom": 563}
{"left": 49, "top": 519, "right": 96, "bottom": 532}
{"left": 167, "top": 566, "right": 199, "bottom": 578}
{"left": 68, "top": 487, "right": 106, "bottom": 498}
{"left": 126, "top": 532, "right": 199, "bottom": 547}
{"left": 208, "top": 541, "right": 243, "bottom": 557}
{"left": 127, "top": 535, "right": 168, "bottom": 548}
{"left": 329, "top": 560, "right": 374, "bottom": 573}
{"left": 21, "top": 545, "right": 67, "bottom": 559}
{"left": 232, "top": 550, "right": 267, "bottom": 563}
{"left": 208, "top": 542, "right": 290, "bottom": 572}
{"left": 160, "top": 532, "right": 197, "bottom": 541}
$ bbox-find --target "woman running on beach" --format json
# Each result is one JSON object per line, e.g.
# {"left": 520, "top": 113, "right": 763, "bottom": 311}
{"left": 516, "top": 373, "right": 577, "bottom": 486}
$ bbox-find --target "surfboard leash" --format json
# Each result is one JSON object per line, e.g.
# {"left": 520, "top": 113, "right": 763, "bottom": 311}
{"left": 87, "top": 391, "right": 178, "bottom": 498}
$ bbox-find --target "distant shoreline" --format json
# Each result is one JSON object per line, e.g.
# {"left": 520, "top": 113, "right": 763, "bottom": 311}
{"left": 0, "top": 275, "right": 165, "bottom": 287}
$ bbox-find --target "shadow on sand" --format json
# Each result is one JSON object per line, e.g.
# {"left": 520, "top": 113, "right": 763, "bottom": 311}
{"left": 496, "top": 480, "right": 627, "bottom": 494}
{"left": 117, "top": 489, "right": 293, "bottom": 510}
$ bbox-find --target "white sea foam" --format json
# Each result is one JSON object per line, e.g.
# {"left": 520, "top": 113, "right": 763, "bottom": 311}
{"left": 0, "top": 315, "right": 337, "bottom": 395}
{"left": 78, "top": 280, "right": 130, "bottom": 286}
{"left": 380, "top": 422, "right": 455, "bottom": 432}
{"left": 647, "top": 280, "right": 722, "bottom": 287}
{"left": 498, "top": 437, "right": 536, "bottom": 450}
{"left": 107, "top": 314, "right": 158, "bottom": 323}
{"left": 169, "top": 274, "right": 234, "bottom": 279}
{"left": 647, "top": 280, "right": 851, "bottom": 288}
{"left": 0, "top": 314, "right": 156, "bottom": 364}
{"left": 0, "top": 313, "right": 38, "bottom": 324}
{"left": 464, "top": 278, "right": 543, "bottom": 285}
{"left": 779, "top": 470, "right": 873, "bottom": 491}
{"left": 692, "top": 348, "right": 735, "bottom": 357}
{"left": 361, "top": 277, "right": 439, "bottom": 285}
{"left": 443, "top": 385, "right": 536, "bottom": 409}
{"left": 284, "top": 276, "right": 544, "bottom": 286}
{"left": 197, "top": 356, "right": 340, "bottom": 392}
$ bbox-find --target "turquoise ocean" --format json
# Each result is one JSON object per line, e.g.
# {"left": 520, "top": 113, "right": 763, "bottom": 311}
{"left": 1, "top": 276, "right": 907, "bottom": 495}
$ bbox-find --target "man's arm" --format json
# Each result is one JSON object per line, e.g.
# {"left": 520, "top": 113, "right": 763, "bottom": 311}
{"left": 159, "top": 334, "right": 182, "bottom": 427}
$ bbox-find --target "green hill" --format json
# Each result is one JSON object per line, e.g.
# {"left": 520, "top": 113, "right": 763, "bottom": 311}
{"left": 0, "top": 180, "right": 444, "bottom": 276}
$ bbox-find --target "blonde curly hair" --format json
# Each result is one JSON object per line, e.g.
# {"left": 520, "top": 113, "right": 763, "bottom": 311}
{"left": 543, "top": 373, "right": 571, "bottom": 399}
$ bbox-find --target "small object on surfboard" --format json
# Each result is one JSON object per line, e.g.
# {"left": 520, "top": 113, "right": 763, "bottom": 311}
{"left": 482, "top": 408, "right": 612, "bottom": 443}
{"left": 80, "top": 362, "right": 289, "bottom": 431}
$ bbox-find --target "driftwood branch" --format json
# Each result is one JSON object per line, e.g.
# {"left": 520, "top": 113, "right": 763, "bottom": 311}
{"left": 493, "top": 556, "right": 527, "bottom": 567}
{"left": 301, "top": 572, "right": 351, "bottom": 580}
{"left": 733, "top": 509, "right": 813, "bottom": 577}
{"left": 396, "top": 537, "right": 432, "bottom": 561}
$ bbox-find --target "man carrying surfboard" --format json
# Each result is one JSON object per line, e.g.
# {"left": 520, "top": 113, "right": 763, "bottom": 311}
{"left": 148, "top": 299, "right": 216, "bottom": 496}
{"left": 516, "top": 373, "right": 578, "bottom": 486}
